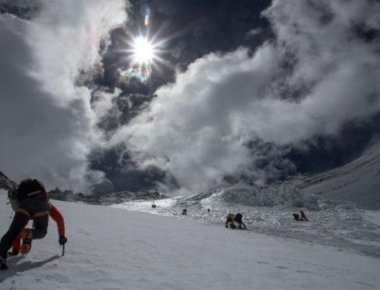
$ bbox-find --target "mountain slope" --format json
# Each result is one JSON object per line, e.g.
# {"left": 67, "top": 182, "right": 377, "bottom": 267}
{"left": 0, "top": 191, "right": 379, "bottom": 289}
{"left": 298, "top": 141, "right": 380, "bottom": 209}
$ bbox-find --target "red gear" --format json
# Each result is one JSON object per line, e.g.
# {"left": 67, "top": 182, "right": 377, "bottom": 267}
{"left": 12, "top": 203, "right": 65, "bottom": 252}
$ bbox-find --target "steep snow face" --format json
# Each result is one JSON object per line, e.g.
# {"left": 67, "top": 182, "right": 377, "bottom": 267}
{"left": 0, "top": 192, "right": 380, "bottom": 290}
{"left": 297, "top": 142, "right": 380, "bottom": 210}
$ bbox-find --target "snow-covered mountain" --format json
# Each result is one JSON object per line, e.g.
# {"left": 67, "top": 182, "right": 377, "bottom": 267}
{"left": 114, "top": 141, "right": 380, "bottom": 258}
{"left": 297, "top": 141, "right": 380, "bottom": 210}
{"left": 2, "top": 141, "right": 379, "bottom": 261}
{"left": 0, "top": 191, "right": 379, "bottom": 289}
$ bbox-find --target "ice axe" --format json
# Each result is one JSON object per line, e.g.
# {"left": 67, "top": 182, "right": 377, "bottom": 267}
{"left": 59, "top": 236, "right": 67, "bottom": 256}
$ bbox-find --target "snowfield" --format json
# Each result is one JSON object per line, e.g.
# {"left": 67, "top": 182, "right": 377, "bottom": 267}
{"left": 0, "top": 192, "right": 379, "bottom": 290}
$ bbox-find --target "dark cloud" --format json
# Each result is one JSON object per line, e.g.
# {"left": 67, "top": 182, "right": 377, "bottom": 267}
{"left": 93, "top": 0, "right": 274, "bottom": 192}
{"left": 108, "top": 0, "right": 380, "bottom": 192}
{"left": 0, "top": 0, "right": 40, "bottom": 20}
{"left": 2, "top": 0, "right": 379, "bottom": 194}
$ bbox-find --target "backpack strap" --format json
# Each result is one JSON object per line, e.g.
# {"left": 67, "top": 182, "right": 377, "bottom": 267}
{"left": 32, "top": 211, "right": 49, "bottom": 219}
{"left": 15, "top": 208, "right": 49, "bottom": 219}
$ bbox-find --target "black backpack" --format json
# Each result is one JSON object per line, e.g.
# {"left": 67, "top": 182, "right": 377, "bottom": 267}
{"left": 234, "top": 213, "right": 243, "bottom": 223}
{"left": 17, "top": 179, "right": 47, "bottom": 201}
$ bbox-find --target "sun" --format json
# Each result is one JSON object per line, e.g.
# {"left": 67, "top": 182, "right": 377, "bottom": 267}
{"left": 119, "top": 33, "right": 167, "bottom": 82}
{"left": 131, "top": 36, "right": 157, "bottom": 65}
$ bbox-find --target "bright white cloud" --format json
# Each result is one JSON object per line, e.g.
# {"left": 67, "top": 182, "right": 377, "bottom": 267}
{"left": 111, "top": 0, "right": 380, "bottom": 192}
{"left": 0, "top": 0, "right": 127, "bottom": 191}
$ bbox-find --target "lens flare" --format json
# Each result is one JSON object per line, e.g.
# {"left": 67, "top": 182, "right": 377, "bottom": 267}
{"left": 143, "top": 5, "right": 150, "bottom": 27}
{"left": 131, "top": 36, "right": 156, "bottom": 65}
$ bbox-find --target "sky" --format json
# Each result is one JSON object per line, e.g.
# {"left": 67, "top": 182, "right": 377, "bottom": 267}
{"left": 0, "top": 0, "right": 380, "bottom": 193}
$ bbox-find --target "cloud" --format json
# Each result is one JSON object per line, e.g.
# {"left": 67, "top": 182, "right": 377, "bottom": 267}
{"left": 0, "top": 0, "right": 127, "bottom": 191}
{"left": 111, "top": 0, "right": 380, "bottom": 192}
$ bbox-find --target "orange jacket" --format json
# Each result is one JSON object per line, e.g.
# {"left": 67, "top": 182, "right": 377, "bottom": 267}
{"left": 12, "top": 203, "right": 65, "bottom": 252}
{"left": 49, "top": 204, "right": 65, "bottom": 237}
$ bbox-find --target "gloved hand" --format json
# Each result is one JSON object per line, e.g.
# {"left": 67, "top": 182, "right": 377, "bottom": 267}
{"left": 59, "top": 235, "right": 67, "bottom": 245}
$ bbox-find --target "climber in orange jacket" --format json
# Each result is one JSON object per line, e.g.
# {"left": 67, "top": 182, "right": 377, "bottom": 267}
{"left": 9, "top": 203, "right": 66, "bottom": 256}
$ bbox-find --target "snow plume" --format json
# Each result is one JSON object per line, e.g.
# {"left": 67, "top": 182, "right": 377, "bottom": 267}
{"left": 111, "top": 0, "right": 380, "bottom": 192}
{"left": 0, "top": 0, "right": 127, "bottom": 191}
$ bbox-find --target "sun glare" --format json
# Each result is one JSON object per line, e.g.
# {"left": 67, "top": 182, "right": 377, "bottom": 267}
{"left": 131, "top": 36, "right": 156, "bottom": 65}
{"left": 120, "top": 33, "right": 166, "bottom": 82}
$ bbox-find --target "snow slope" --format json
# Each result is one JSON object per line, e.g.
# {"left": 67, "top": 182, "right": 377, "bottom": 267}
{"left": 109, "top": 141, "right": 380, "bottom": 258}
{"left": 298, "top": 141, "right": 380, "bottom": 210}
{"left": 0, "top": 192, "right": 379, "bottom": 290}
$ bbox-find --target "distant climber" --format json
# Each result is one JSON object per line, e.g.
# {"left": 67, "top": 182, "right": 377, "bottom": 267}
{"left": 300, "top": 210, "right": 308, "bottom": 221}
{"left": 225, "top": 213, "right": 236, "bottom": 229}
{"left": 225, "top": 213, "right": 247, "bottom": 229}
{"left": 0, "top": 178, "right": 66, "bottom": 270}
{"left": 234, "top": 213, "right": 247, "bottom": 229}
{"left": 293, "top": 210, "right": 308, "bottom": 222}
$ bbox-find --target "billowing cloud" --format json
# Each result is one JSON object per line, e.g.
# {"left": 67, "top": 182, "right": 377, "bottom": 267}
{"left": 111, "top": 0, "right": 380, "bottom": 192}
{"left": 0, "top": 0, "right": 127, "bottom": 191}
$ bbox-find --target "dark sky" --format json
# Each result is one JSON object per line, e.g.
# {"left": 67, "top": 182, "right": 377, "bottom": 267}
{"left": 102, "top": 0, "right": 271, "bottom": 92}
